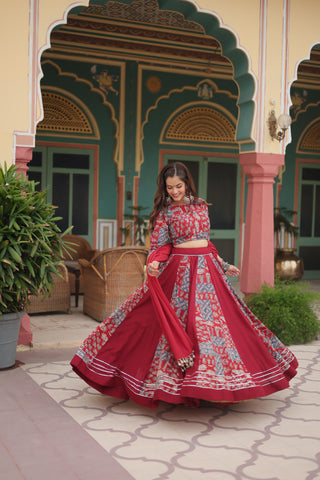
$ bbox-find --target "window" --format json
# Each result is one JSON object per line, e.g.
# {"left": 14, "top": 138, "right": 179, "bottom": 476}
{"left": 28, "top": 147, "right": 94, "bottom": 242}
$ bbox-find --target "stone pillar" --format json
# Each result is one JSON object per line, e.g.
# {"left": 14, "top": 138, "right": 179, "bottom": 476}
{"left": 15, "top": 145, "right": 34, "bottom": 345}
{"left": 240, "top": 152, "right": 284, "bottom": 296}
{"left": 15, "top": 146, "right": 33, "bottom": 178}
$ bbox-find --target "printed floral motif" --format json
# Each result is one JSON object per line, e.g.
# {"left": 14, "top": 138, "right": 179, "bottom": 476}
{"left": 149, "top": 200, "right": 210, "bottom": 254}
{"left": 75, "top": 250, "right": 297, "bottom": 405}
{"left": 72, "top": 199, "right": 297, "bottom": 407}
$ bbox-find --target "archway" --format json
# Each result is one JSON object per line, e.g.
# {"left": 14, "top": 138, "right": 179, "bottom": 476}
{"left": 279, "top": 44, "right": 320, "bottom": 279}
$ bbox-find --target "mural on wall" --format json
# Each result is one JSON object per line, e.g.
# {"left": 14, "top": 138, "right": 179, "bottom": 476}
{"left": 197, "top": 82, "right": 214, "bottom": 100}
{"left": 146, "top": 76, "right": 162, "bottom": 93}
{"left": 291, "top": 89, "right": 308, "bottom": 113}
{"left": 91, "top": 65, "right": 119, "bottom": 95}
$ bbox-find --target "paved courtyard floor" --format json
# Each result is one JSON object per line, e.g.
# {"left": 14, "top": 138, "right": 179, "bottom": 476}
{"left": 1, "top": 281, "right": 320, "bottom": 480}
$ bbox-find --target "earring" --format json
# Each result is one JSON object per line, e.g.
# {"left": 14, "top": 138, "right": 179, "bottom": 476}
{"left": 183, "top": 194, "right": 194, "bottom": 203}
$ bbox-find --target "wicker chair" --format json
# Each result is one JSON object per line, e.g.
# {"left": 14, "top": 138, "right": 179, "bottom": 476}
{"left": 62, "top": 234, "right": 97, "bottom": 294}
{"left": 26, "top": 263, "right": 71, "bottom": 314}
{"left": 80, "top": 246, "right": 148, "bottom": 322}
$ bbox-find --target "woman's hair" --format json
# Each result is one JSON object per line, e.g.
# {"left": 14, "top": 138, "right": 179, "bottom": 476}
{"left": 149, "top": 162, "right": 199, "bottom": 231}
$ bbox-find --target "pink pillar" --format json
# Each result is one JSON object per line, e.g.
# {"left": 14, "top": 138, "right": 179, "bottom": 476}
{"left": 15, "top": 146, "right": 33, "bottom": 179}
{"left": 240, "top": 152, "right": 284, "bottom": 296}
{"left": 18, "top": 313, "right": 33, "bottom": 346}
{"left": 15, "top": 146, "right": 34, "bottom": 345}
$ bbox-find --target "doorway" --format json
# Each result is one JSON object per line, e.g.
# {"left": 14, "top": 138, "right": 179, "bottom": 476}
{"left": 296, "top": 162, "right": 320, "bottom": 278}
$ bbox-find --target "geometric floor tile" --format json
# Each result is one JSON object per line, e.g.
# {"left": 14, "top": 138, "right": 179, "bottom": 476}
{"left": 22, "top": 341, "right": 320, "bottom": 480}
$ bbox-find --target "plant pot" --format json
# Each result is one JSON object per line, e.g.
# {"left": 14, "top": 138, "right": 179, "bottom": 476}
{"left": 0, "top": 311, "right": 23, "bottom": 369}
{"left": 274, "top": 248, "right": 304, "bottom": 281}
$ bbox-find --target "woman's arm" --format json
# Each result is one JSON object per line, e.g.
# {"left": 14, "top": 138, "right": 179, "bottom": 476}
{"left": 149, "top": 210, "right": 171, "bottom": 254}
{"left": 217, "top": 254, "right": 240, "bottom": 277}
{"left": 147, "top": 211, "right": 172, "bottom": 276}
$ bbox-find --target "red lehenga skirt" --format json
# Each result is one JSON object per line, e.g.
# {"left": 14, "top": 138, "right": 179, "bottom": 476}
{"left": 71, "top": 247, "right": 298, "bottom": 408}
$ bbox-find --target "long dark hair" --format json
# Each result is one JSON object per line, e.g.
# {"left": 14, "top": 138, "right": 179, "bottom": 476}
{"left": 149, "top": 162, "right": 199, "bottom": 231}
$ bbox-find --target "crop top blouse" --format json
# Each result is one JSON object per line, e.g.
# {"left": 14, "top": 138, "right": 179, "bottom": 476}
{"left": 149, "top": 199, "right": 210, "bottom": 254}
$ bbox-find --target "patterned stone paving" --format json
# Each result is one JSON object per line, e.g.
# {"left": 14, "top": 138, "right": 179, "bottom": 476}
{"left": 22, "top": 341, "right": 320, "bottom": 480}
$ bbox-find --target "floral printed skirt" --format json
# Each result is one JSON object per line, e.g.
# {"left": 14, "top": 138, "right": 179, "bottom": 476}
{"left": 71, "top": 247, "right": 298, "bottom": 408}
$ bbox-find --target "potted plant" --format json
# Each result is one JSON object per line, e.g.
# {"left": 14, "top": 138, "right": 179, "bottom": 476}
{"left": 274, "top": 207, "right": 299, "bottom": 242}
{"left": 120, "top": 205, "right": 150, "bottom": 246}
{"left": 0, "top": 163, "right": 71, "bottom": 369}
{"left": 274, "top": 207, "right": 304, "bottom": 280}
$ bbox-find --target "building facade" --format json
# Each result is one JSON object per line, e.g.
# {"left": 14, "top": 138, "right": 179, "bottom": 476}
{"left": 2, "top": 0, "right": 320, "bottom": 294}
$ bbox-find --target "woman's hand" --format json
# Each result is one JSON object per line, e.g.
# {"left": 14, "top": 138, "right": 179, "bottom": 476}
{"left": 147, "top": 260, "right": 160, "bottom": 276}
{"left": 226, "top": 265, "right": 240, "bottom": 277}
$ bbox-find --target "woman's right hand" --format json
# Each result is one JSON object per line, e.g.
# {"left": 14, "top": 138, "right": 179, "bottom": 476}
{"left": 147, "top": 260, "right": 160, "bottom": 276}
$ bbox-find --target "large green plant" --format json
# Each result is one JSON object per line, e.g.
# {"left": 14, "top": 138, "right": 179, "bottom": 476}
{"left": 246, "top": 279, "right": 320, "bottom": 345}
{"left": 0, "top": 163, "right": 71, "bottom": 313}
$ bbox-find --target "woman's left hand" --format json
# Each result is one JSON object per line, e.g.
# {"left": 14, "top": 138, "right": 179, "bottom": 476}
{"left": 226, "top": 265, "right": 240, "bottom": 277}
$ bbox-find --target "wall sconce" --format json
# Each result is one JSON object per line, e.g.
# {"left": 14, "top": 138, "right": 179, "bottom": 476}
{"left": 268, "top": 110, "right": 292, "bottom": 141}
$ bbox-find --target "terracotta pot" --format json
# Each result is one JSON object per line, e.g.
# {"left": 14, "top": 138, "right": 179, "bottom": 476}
{"left": 274, "top": 248, "right": 304, "bottom": 281}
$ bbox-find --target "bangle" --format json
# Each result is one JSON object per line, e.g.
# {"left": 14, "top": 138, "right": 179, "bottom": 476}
{"left": 221, "top": 260, "right": 230, "bottom": 272}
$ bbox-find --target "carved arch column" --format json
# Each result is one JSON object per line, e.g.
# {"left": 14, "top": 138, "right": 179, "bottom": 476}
{"left": 15, "top": 146, "right": 33, "bottom": 179}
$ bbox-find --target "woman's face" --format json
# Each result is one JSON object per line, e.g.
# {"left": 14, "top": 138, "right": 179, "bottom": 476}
{"left": 166, "top": 175, "right": 186, "bottom": 204}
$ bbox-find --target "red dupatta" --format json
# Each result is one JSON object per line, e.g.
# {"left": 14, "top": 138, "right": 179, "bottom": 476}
{"left": 147, "top": 242, "right": 219, "bottom": 372}
{"left": 147, "top": 244, "right": 194, "bottom": 371}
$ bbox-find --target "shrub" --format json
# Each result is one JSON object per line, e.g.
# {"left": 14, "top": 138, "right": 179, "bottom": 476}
{"left": 246, "top": 278, "right": 320, "bottom": 345}
{"left": 0, "top": 163, "right": 71, "bottom": 313}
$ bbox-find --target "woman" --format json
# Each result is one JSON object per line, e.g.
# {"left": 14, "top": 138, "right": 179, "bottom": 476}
{"left": 71, "top": 162, "right": 298, "bottom": 408}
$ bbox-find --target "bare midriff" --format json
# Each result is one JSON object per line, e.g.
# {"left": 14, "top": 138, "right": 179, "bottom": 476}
{"left": 175, "top": 239, "right": 208, "bottom": 249}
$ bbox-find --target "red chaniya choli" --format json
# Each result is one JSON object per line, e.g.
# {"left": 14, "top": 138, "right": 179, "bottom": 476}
{"left": 71, "top": 199, "right": 298, "bottom": 408}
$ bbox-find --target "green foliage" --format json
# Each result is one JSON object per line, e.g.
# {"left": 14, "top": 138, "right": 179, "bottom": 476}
{"left": 0, "top": 163, "right": 72, "bottom": 313}
{"left": 120, "top": 205, "right": 150, "bottom": 246}
{"left": 274, "top": 206, "right": 299, "bottom": 237}
{"left": 246, "top": 278, "right": 320, "bottom": 345}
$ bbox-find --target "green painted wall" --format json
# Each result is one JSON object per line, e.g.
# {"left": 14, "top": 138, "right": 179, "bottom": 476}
{"left": 38, "top": 57, "right": 242, "bottom": 219}
{"left": 37, "top": 59, "right": 119, "bottom": 220}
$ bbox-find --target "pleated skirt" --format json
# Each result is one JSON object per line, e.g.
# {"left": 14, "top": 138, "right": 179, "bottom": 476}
{"left": 71, "top": 247, "right": 298, "bottom": 408}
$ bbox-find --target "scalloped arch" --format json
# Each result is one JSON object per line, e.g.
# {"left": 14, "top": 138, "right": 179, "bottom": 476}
{"left": 299, "top": 117, "right": 320, "bottom": 152}
{"left": 164, "top": 0, "right": 254, "bottom": 142}
{"left": 37, "top": 90, "right": 99, "bottom": 138}
{"left": 288, "top": 101, "right": 320, "bottom": 155}
{"left": 163, "top": 106, "right": 236, "bottom": 143}
{"left": 38, "top": 59, "right": 122, "bottom": 171}
{"left": 66, "top": 0, "right": 254, "bottom": 143}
